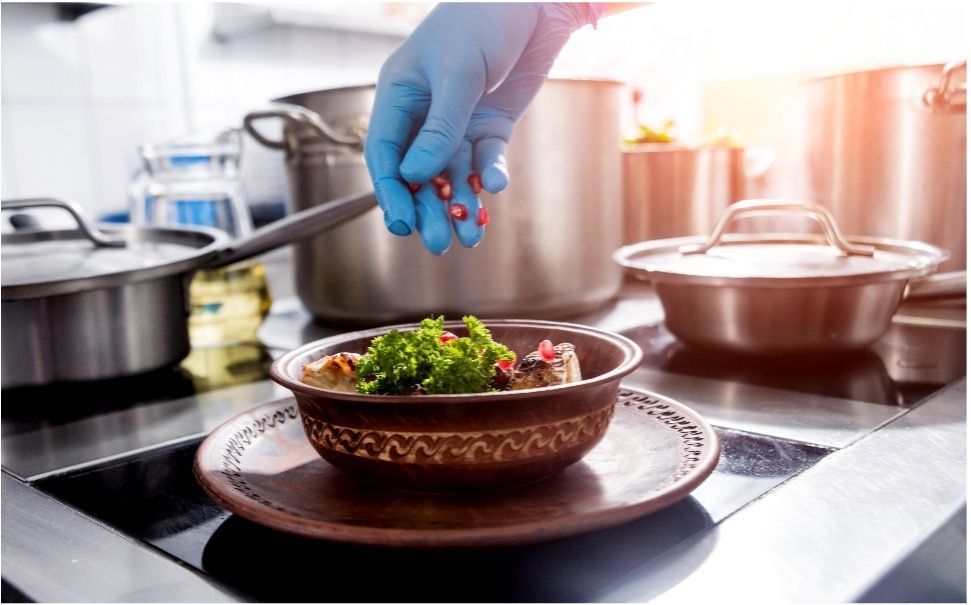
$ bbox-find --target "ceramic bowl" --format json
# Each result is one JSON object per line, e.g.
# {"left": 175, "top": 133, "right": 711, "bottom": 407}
{"left": 270, "top": 319, "right": 643, "bottom": 492}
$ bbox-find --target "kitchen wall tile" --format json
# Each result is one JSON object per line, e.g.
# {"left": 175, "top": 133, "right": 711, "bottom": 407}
{"left": 1, "top": 109, "right": 19, "bottom": 199}
{"left": 333, "top": 30, "right": 396, "bottom": 85}
{"left": 3, "top": 104, "right": 98, "bottom": 216}
{"left": 223, "top": 32, "right": 298, "bottom": 119}
{"left": 78, "top": 3, "right": 184, "bottom": 107}
{"left": 284, "top": 26, "right": 348, "bottom": 94}
{"left": 0, "top": 3, "right": 85, "bottom": 104}
{"left": 176, "top": 4, "right": 237, "bottom": 118}
{"left": 88, "top": 105, "right": 190, "bottom": 217}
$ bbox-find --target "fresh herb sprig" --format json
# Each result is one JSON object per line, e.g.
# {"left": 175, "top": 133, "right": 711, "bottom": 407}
{"left": 355, "top": 316, "right": 515, "bottom": 395}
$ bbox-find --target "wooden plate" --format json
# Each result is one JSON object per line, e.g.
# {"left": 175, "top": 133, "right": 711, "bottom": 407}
{"left": 194, "top": 387, "right": 720, "bottom": 548}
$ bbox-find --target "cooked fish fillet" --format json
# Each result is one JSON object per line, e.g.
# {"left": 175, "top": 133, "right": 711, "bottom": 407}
{"left": 300, "top": 352, "right": 361, "bottom": 392}
{"left": 508, "top": 343, "right": 581, "bottom": 390}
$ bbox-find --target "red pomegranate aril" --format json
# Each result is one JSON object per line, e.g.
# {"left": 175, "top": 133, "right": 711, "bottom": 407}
{"left": 476, "top": 207, "right": 489, "bottom": 227}
{"left": 497, "top": 358, "right": 515, "bottom": 372}
{"left": 436, "top": 182, "right": 452, "bottom": 200}
{"left": 538, "top": 339, "right": 555, "bottom": 363}
{"left": 430, "top": 175, "right": 449, "bottom": 188}
{"left": 468, "top": 172, "right": 483, "bottom": 194}
{"left": 439, "top": 331, "right": 458, "bottom": 345}
{"left": 406, "top": 182, "right": 421, "bottom": 194}
{"left": 448, "top": 203, "right": 468, "bottom": 221}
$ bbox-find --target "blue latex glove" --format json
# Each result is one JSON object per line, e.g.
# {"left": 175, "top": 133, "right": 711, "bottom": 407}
{"left": 365, "top": 2, "right": 603, "bottom": 255}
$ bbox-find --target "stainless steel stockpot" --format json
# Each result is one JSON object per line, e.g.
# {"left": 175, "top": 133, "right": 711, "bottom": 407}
{"left": 244, "top": 79, "right": 624, "bottom": 324}
{"left": 613, "top": 200, "right": 948, "bottom": 354}
{"left": 621, "top": 145, "right": 745, "bottom": 244}
{"left": 806, "top": 61, "right": 966, "bottom": 271}
{"left": 1, "top": 193, "right": 374, "bottom": 387}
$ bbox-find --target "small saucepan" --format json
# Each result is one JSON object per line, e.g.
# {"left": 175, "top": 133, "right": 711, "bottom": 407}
{"left": 613, "top": 199, "right": 949, "bottom": 354}
{"left": 1, "top": 193, "right": 375, "bottom": 387}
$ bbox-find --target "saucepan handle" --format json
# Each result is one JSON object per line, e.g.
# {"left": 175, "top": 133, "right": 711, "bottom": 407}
{"left": 923, "top": 59, "right": 966, "bottom": 112}
{"left": 679, "top": 199, "right": 876, "bottom": 257}
{"left": 1, "top": 197, "right": 126, "bottom": 248}
{"left": 208, "top": 190, "right": 376, "bottom": 268}
{"left": 243, "top": 104, "right": 365, "bottom": 151}
{"left": 903, "top": 270, "right": 967, "bottom": 300}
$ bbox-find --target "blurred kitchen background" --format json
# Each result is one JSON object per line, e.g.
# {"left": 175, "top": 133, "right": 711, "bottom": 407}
{"left": 2, "top": 0, "right": 966, "bottom": 221}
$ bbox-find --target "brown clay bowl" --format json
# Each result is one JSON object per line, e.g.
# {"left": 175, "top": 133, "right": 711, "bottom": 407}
{"left": 270, "top": 319, "right": 643, "bottom": 492}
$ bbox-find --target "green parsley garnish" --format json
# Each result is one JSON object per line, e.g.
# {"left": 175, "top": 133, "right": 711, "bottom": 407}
{"left": 355, "top": 315, "right": 515, "bottom": 395}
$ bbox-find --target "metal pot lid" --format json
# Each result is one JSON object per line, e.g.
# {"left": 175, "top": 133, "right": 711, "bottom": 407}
{"left": 2, "top": 220, "right": 227, "bottom": 301}
{"left": 613, "top": 200, "right": 947, "bottom": 288}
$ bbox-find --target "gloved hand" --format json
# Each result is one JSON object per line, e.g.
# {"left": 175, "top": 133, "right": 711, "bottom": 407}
{"left": 365, "top": 2, "right": 603, "bottom": 255}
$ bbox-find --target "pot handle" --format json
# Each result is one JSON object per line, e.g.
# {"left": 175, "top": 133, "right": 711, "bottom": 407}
{"left": 903, "top": 270, "right": 967, "bottom": 300}
{"left": 243, "top": 104, "right": 365, "bottom": 152}
{"left": 679, "top": 199, "right": 876, "bottom": 257}
{"left": 207, "top": 190, "right": 376, "bottom": 268}
{"left": 1, "top": 197, "right": 126, "bottom": 248}
{"left": 923, "top": 60, "right": 966, "bottom": 112}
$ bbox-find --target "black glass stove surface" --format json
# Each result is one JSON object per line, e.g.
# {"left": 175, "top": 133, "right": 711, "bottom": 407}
{"left": 623, "top": 320, "right": 966, "bottom": 407}
{"left": 36, "top": 428, "right": 831, "bottom": 603}
{"left": 1, "top": 341, "right": 272, "bottom": 438}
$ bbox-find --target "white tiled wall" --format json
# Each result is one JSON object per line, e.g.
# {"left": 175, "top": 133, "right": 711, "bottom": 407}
{"left": 1, "top": 2, "right": 403, "bottom": 219}
{"left": 3, "top": 1, "right": 965, "bottom": 220}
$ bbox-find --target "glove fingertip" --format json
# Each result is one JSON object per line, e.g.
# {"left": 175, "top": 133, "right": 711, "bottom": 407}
{"left": 373, "top": 178, "right": 417, "bottom": 235}
{"left": 480, "top": 165, "right": 509, "bottom": 193}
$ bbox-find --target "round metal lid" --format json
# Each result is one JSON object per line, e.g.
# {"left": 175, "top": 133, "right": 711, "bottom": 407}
{"left": 2, "top": 223, "right": 227, "bottom": 300}
{"left": 614, "top": 233, "right": 947, "bottom": 288}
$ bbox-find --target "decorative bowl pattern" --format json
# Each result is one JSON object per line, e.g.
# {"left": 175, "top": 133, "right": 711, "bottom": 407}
{"left": 270, "top": 319, "right": 643, "bottom": 492}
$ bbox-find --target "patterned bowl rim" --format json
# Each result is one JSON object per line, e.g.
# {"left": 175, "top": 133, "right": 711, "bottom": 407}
{"left": 270, "top": 319, "right": 644, "bottom": 403}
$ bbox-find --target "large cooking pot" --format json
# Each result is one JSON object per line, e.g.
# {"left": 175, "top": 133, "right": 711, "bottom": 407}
{"left": 244, "top": 79, "right": 623, "bottom": 324}
{"left": 621, "top": 145, "right": 745, "bottom": 244}
{"left": 1, "top": 193, "right": 374, "bottom": 387}
{"left": 806, "top": 61, "right": 966, "bottom": 271}
{"left": 613, "top": 200, "right": 947, "bottom": 354}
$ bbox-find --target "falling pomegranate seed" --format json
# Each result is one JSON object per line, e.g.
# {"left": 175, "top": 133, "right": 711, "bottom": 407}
{"left": 497, "top": 357, "right": 515, "bottom": 372}
{"left": 448, "top": 204, "right": 468, "bottom": 221}
{"left": 439, "top": 331, "right": 458, "bottom": 345}
{"left": 476, "top": 207, "right": 489, "bottom": 227}
{"left": 538, "top": 339, "right": 555, "bottom": 363}
{"left": 406, "top": 182, "right": 421, "bottom": 194}
{"left": 468, "top": 172, "right": 483, "bottom": 194}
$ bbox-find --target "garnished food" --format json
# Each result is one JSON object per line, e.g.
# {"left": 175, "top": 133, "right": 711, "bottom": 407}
{"left": 300, "top": 352, "right": 361, "bottom": 392}
{"left": 508, "top": 342, "right": 581, "bottom": 391}
{"left": 356, "top": 316, "right": 515, "bottom": 395}
{"left": 299, "top": 316, "right": 583, "bottom": 395}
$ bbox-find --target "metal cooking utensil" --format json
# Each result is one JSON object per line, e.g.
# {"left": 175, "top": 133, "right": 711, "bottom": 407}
{"left": 1, "top": 192, "right": 375, "bottom": 387}
{"left": 613, "top": 199, "right": 948, "bottom": 354}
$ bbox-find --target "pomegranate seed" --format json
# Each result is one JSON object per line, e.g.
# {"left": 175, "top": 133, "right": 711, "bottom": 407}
{"left": 406, "top": 182, "right": 421, "bottom": 194}
{"left": 476, "top": 207, "right": 489, "bottom": 227}
{"left": 497, "top": 358, "right": 515, "bottom": 372}
{"left": 448, "top": 203, "right": 468, "bottom": 221}
{"left": 439, "top": 331, "right": 458, "bottom": 345}
{"left": 436, "top": 181, "right": 452, "bottom": 200}
{"left": 468, "top": 172, "right": 483, "bottom": 194}
{"left": 538, "top": 340, "right": 555, "bottom": 363}
{"left": 430, "top": 175, "right": 449, "bottom": 188}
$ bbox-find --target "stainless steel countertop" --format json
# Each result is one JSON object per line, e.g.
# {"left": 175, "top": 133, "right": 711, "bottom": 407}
{"left": 2, "top": 280, "right": 966, "bottom": 602}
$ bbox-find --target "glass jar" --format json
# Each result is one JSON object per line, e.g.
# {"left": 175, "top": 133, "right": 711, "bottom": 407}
{"left": 130, "top": 129, "right": 271, "bottom": 347}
